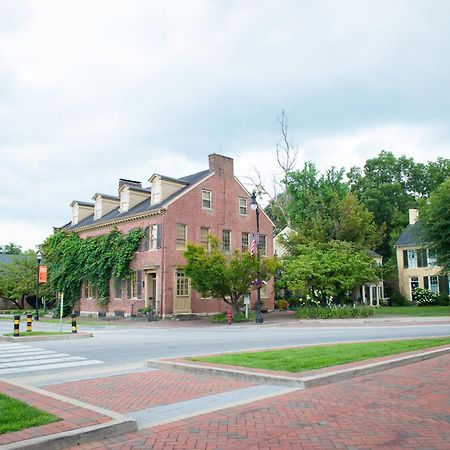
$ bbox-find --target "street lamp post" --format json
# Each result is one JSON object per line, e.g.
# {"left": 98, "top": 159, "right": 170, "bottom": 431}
{"left": 35, "top": 251, "right": 42, "bottom": 321}
{"left": 250, "top": 192, "right": 264, "bottom": 324}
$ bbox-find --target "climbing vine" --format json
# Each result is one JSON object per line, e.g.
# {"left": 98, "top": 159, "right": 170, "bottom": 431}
{"left": 42, "top": 228, "right": 144, "bottom": 309}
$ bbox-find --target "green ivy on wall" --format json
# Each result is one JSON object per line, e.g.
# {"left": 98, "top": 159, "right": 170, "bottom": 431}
{"left": 42, "top": 228, "right": 144, "bottom": 309}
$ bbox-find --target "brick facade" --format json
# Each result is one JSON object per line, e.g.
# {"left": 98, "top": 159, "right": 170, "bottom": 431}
{"left": 67, "top": 154, "right": 274, "bottom": 317}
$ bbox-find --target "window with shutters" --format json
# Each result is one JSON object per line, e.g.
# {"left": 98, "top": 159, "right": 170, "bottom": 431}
{"left": 222, "top": 230, "right": 231, "bottom": 252}
{"left": 149, "top": 225, "right": 158, "bottom": 250}
{"left": 407, "top": 249, "right": 417, "bottom": 268}
{"left": 176, "top": 271, "right": 189, "bottom": 296}
{"left": 428, "top": 276, "right": 439, "bottom": 294}
{"left": 417, "top": 248, "right": 427, "bottom": 267}
{"left": 176, "top": 224, "right": 187, "bottom": 249}
{"left": 239, "top": 197, "right": 247, "bottom": 215}
{"left": 200, "top": 227, "right": 210, "bottom": 249}
{"left": 241, "top": 232, "right": 249, "bottom": 252}
{"left": 202, "top": 190, "right": 212, "bottom": 209}
{"left": 140, "top": 227, "right": 149, "bottom": 251}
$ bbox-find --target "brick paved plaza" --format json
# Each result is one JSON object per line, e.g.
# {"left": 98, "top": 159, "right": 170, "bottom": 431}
{"left": 56, "top": 353, "right": 450, "bottom": 449}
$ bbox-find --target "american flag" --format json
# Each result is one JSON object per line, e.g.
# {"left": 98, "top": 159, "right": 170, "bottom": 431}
{"left": 250, "top": 233, "right": 257, "bottom": 256}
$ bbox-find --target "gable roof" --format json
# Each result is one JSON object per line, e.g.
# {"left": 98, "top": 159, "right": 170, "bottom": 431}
{"left": 64, "top": 169, "right": 210, "bottom": 231}
{"left": 395, "top": 222, "right": 428, "bottom": 246}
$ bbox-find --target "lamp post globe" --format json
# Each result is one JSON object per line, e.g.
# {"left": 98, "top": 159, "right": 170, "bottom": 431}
{"left": 250, "top": 191, "right": 264, "bottom": 324}
{"left": 35, "top": 251, "right": 42, "bottom": 321}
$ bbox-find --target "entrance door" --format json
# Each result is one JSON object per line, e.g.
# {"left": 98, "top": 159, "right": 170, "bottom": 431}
{"left": 174, "top": 270, "right": 192, "bottom": 313}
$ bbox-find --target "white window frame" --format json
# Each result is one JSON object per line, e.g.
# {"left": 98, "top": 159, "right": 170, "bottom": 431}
{"left": 427, "top": 249, "right": 437, "bottom": 267}
{"left": 410, "top": 276, "right": 419, "bottom": 300}
{"left": 200, "top": 227, "right": 210, "bottom": 250}
{"left": 407, "top": 249, "right": 417, "bottom": 268}
{"left": 149, "top": 225, "right": 158, "bottom": 251}
{"left": 222, "top": 230, "right": 231, "bottom": 252}
{"left": 202, "top": 190, "right": 212, "bottom": 209}
{"left": 428, "top": 276, "right": 439, "bottom": 294}
{"left": 239, "top": 197, "right": 247, "bottom": 216}
{"left": 176, "top": 224, "right": 187, "bottom": 250}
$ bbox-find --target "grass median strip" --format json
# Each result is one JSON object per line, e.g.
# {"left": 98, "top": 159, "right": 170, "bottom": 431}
{"left": 0, "top": 393, "right": 59, "bottom": 434}
{"left": 190, "top": 337, "right": 450, "bottom": 373}
{"left": 374, "top": 306, "right": 450, "bottom": 316}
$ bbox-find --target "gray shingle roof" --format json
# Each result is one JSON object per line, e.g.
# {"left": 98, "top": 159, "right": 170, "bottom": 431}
{"left": 65, "top": 169, "right": 210, "bottom": 231}
{"left": 395, "top": 222, "right": 428, "bottom": 246}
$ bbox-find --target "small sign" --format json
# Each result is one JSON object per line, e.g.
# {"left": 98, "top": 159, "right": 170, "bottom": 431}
{"left": 243, "top": 294, "right": 250, "bottom": 305}
{"left": 39, "top": 265, "right": 48, "bottom": 283}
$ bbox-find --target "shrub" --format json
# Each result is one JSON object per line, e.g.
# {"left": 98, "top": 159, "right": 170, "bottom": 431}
{"left": 138, "top": 306, "right": 153, "bottom": 314}
{"left": 413, "top": 288, "right": 440, "bottom": 306}
{"left": 390, "top": 292, "right": 410, "bottom": 307}
{"left": 210, "top": 311, "right": 255, "bottom": 323}
{"left": 295, "top": 306, "right": 374, "bottom": 320}
{"left": 436, "top": 294, "right": 450, "bottom": 306}
{"left": 275, "top": 299, "right": 289, "bottom": 310}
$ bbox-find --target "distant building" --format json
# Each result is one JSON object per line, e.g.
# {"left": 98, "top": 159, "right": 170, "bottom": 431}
{"left": 61, "top": 154, "right": 274, "bottom": 318}
{"left": 395, "top": 209, "right": 449, "bottom": 301}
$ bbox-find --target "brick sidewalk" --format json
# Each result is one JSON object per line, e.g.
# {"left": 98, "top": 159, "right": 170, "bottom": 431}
{"left": 64, "top": 353, "right": 450, "bottom": 449}
{"left": 45, "top": 370, "right": 255, "bottom": 414}
{"left": 0, "top": 381, "right": 111, "bottom": 446}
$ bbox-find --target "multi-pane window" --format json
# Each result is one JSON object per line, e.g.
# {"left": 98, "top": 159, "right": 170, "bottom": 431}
{"left": 202, "top": 190, "right": 212, "bottom": 209}
{"left": 140, "top": 227, "right": 149, "bottom": 251}
{"left": 427, "top": 249, "right": 437, "bottom": 267}
{"left": 127, "top": 271, "right": 142, "bottom": 299}
{"left": 222, "top": 230, "right": 231, "bottom": 252}
{"left": 149, "top": 225, "right": 158, "bottom": 250}
{"left": 84, "top": 282, "right": 96, "bottom": 299}
{"left": 241, "top": 232, "right": 249, "bottom": 252}
{"left": 176, "top": 224, "right": 187, "bottom": 249}
{"left": 258, "top": 234, "right": 267, "bottom": 256}
{"left": 429, "top": 276, "right": 439, "bottom": 293}
{"left": 176, "top": 271, "right": 189, "bottom": 296}
{"left": 407, "top": 249, "right": 417, "bottom": 268}
{"left": 239, "top": 197, "right": 247, "bottom": 215}
{"left": 200, "top": 227, "right": 210, "bottom": 249}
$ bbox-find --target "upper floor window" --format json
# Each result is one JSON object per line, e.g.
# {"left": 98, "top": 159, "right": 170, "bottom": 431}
{"left": 200, "top": 227, "right": 210, "bottom": 250}
{"left": 427, "top": 249, "right": 437, "bottom": 267}
{"left": 241, "top": 232, "right": 249, "bottom": 252}
{"left": 403, "top": 249, "right": 417, "bottom": 268}
{"left": 176, "top": 224, "right": 187, "bottom": 249}
{"left": 202, "top": 190, "right": 212, "bottom": 209}
{"left": 149, "top": 225, "right": 159, "bottom": 250}
{"left": 222, "top": 230, "right": 231, "bottom": 252}
{"left": 239, "top": 198, "right": 247, "bottom": 215}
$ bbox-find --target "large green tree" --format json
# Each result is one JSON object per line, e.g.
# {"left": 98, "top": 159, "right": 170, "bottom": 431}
{"left": 0, "top": 243, "right": 23, "bottom": 255}
{"left": 280, "top": 241, "right": 379, "bottom": 305}
{"left": 184, "top": 237, "right": 278, "bottom": 313}
{"left": 420, "top": 178, "right": 450, "bottom": 271}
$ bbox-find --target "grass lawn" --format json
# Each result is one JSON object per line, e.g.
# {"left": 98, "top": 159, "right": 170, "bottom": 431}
{"left": 3, "top": 331, "right": 71, "bottom": 336}
{"left": 190, "top": 337, "right": 450, "bottom": 372}
{"left": 0, "top": 393, "right": 59, "bottom": 434}
{"left": 374, "top": 306, "right": 450, "bottom": 316}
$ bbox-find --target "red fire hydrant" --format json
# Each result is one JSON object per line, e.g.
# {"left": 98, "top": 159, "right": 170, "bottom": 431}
{"left": 227, "top": 308, "right": 233, "bottom": 325}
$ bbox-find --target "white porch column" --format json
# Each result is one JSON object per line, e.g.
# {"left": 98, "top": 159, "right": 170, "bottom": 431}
{"left": 369, "top": 285, "right": 373, "bottom": 306}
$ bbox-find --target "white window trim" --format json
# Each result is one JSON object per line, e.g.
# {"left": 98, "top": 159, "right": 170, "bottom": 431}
{"left": 239, "top": 197, "right": 248, "bottom": 216}
{"left": 428, "top": 275, "right": 439, "bottom": 294}
{"left": 202, "top": 190, "right": 212, "bottom": 209}
{"left": 149, "top": 225, "right": 158, "bottom": 251}
{"left": 407, "top": 249, "right": 417, "bottom": 268}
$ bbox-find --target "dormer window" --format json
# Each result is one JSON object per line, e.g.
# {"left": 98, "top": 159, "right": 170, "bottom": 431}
{"left": 202, "top": 190, "right": 212, "bottom": 209}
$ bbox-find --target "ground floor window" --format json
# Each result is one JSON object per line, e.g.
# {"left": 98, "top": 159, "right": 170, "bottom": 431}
{"left": 127, "top": 271, "right": 142, "bottom": 299}
{"left": 428, "top": 276, "right": 439, "bottom": 294}
{"left": 410, "top": 277, "right": 419, "bottom": 300}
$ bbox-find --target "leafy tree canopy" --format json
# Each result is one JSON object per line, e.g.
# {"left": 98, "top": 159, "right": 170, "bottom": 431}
{"left": 184, "top": 237, "right": 278, "bottom": 313}
{"left": 420, "top": 178, "right": 450, "bottom": 271}
{"left": 0, "top": 242, "right": 23, "bottom": 255}
{"left": 280, "top": 241, "right": 379, "bottom": 304}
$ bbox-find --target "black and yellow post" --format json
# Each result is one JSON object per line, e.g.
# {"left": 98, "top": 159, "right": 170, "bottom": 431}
{"left": 71, "top": 313, "right": 77, "bottom": 333}
{"left": 26, "top": 314, "right": 32, "bottom": 332}
{"left": 13, "top": 315, "right": 20, "bottom": 337}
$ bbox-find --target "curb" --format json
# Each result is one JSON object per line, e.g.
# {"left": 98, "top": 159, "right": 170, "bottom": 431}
{"left": 0, "top": 333, "right": 93, "bottom": 342}
{"left": 146, "top": 346, "right": 450, "bottom": 389}
{"left": 0, "top": 379, "right": 137, "bottom": 450}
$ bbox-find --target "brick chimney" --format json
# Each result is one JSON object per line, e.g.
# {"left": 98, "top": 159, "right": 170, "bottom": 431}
{"left": 208, "top": 154, "right": 234, "bottom": 179}
{"left": 409, "top": 208, "right": 419, "bottom": 225}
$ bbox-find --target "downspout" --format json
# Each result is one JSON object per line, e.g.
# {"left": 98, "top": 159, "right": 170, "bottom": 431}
{"left": 161, "top": 211, "right": 166, "bottom": 318}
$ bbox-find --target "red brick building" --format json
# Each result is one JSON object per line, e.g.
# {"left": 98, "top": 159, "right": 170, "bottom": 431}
{"left": 64, "top": 154, "right": 274, "bottom": 318}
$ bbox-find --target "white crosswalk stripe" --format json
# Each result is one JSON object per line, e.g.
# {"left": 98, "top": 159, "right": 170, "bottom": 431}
{"left": 0, "top": 343, "right": 103, "bottom": 375}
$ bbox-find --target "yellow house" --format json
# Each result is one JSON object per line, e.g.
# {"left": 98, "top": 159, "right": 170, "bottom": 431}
{"left": 395, "top": 209, "right": 449, "bottom": 301}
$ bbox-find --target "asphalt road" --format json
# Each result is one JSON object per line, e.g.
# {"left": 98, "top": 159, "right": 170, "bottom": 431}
{"left": 1, "top": 317, "right": 449, "bottom": 385}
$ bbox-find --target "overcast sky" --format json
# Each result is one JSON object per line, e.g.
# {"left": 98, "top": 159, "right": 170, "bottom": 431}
{"left": 1, "top": 0, "right": 449, "bottom": 250}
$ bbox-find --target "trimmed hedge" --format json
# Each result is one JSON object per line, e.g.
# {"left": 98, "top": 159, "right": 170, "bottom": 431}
{"left": 211, "top": 311, "right": 256, "bottom": 323}
{"left": 295, "top": 306, "right": 374, "bottom": 319}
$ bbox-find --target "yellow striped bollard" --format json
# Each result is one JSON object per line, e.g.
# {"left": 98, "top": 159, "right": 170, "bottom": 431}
{"left": 71, "top": 313, "right": 77, "bottom": 333}
{"left": 26, "top": 314, "right": 32, "bottom": 332}
{"left": 13, "top": 315, "right": 20, "bottom": 337}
